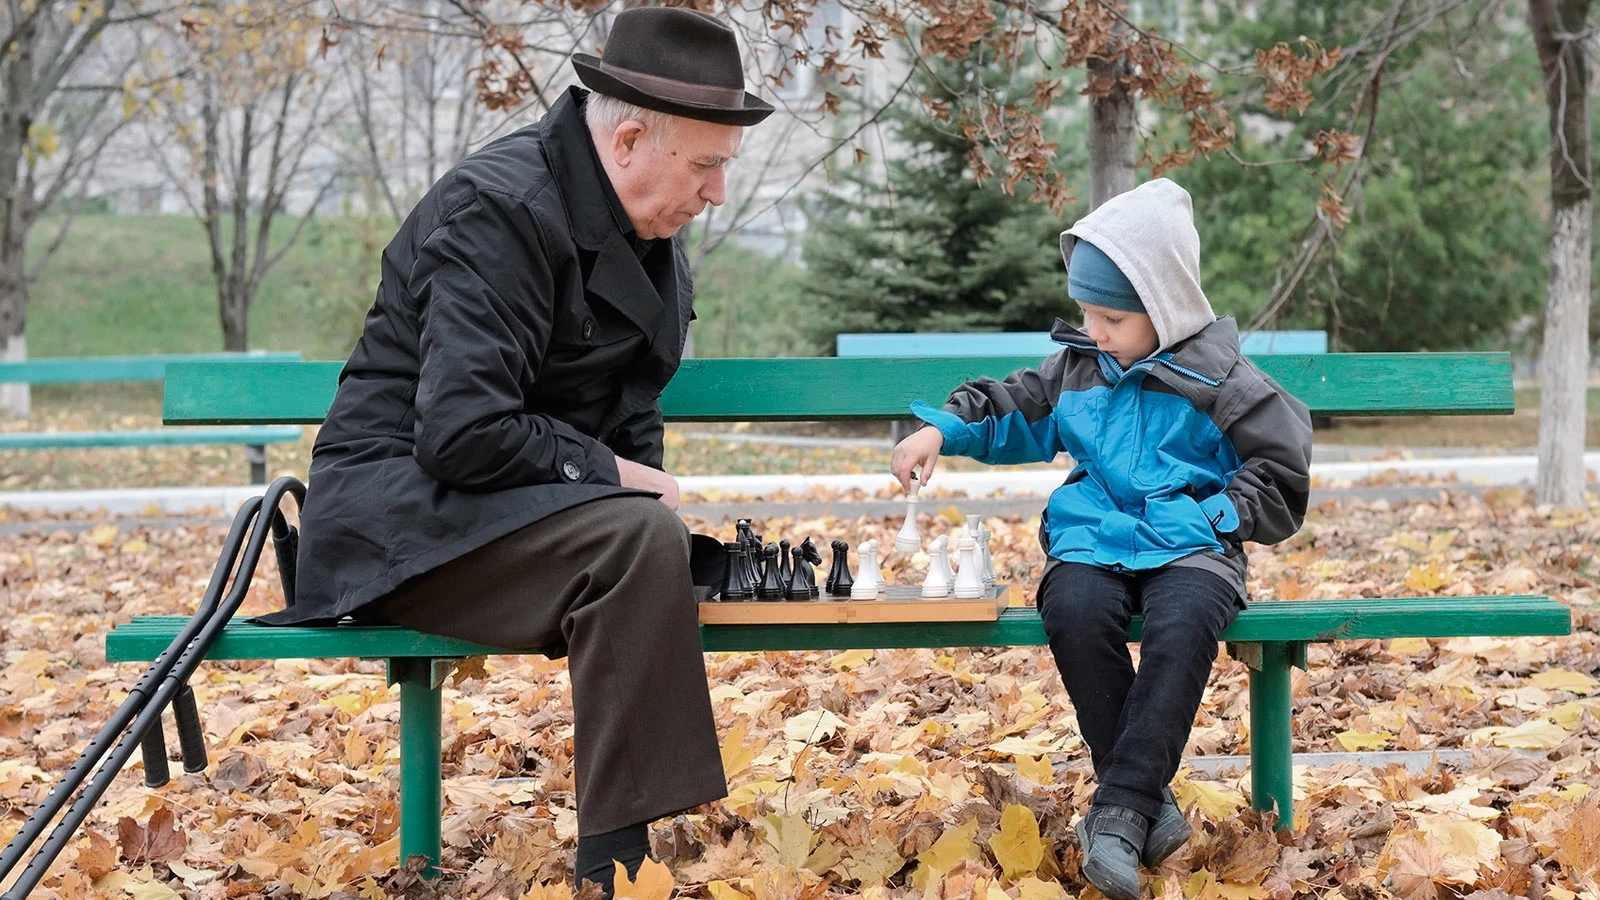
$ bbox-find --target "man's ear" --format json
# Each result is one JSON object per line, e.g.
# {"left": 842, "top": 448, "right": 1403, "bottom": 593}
{"left": 611, "top": 119, "right": 647, "bottom": 167}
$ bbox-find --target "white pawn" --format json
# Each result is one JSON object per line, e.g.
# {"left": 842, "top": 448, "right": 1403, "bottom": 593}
{"left": 966, "top": 515, "right": 997, "bottom": 589}
{"left": 852, "top": 540, "right": 887, "bottom": 598}
{"left": 869, "top": 539, "right": 891, "bottom": 588}
{"left": 894, "top": 476, "right": 923, "bottom": 554}
{"left": 921, "top": 536, "right": 952, "bottom": 598}
{"left": 933, "top": 533, "right": 955, "bottom": 585}
{"left": 953, "top": 533, "right": 985, "bottom": 599}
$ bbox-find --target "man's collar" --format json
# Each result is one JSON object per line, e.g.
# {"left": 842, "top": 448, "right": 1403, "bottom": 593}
{"left": 544, "top": 86, "right": 643, "bottom": 251}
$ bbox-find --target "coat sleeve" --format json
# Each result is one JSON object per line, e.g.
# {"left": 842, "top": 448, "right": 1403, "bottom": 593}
{"left": 1199, "top": 366, "right": 1313, "bottom": 546}
{"left": 606, "top": 403, "right": 665, "bottom": 469}
{"left": 410, "top": 189, "right": 621, "bottom": 492}
{"left": 907, "top": 349, "right": 1077, "bottom": 465}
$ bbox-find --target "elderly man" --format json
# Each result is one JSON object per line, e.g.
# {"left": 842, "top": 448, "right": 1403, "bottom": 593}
{"left": 261, "top": 7, "right": 772, "bottom": 894}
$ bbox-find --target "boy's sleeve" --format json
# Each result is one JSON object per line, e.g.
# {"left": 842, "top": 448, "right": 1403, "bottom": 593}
{"left": 1199, "top": 367, "right": 1313, "bottom": 545}
{"left": 909, "top": 350, "right": 1073, "bottom": 465}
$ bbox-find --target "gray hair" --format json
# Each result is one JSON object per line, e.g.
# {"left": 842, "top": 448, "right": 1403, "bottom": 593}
{"left": 584, "top": 92, "right": 681, "bottom": 148}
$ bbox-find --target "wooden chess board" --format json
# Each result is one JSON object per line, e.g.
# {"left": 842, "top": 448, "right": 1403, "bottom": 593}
{"left": 698, "top": 584, "right": 1013, "bottom": 625}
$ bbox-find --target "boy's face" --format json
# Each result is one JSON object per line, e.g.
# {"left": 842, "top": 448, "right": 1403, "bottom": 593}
{"left": 1076, "top": 301, "right": 1159, "bottom": 368}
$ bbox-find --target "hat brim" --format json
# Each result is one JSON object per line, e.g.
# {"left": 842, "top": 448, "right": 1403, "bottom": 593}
{"left": 573, "top": 54, "right": 774, "bottom": 127}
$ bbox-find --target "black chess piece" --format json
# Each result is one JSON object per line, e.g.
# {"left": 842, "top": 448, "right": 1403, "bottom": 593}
{"left": 787, "top": 538, "right": 822, "bottom": 599}
{"left": 756, "top": 543, "right": 784, "bottom": 601}
{"left": 825, "top": 541, "right": 842, "bottom": 594}
{"left": 722, "top": 541, "right": 753, "bottom": 601}
{"left": 778, "top": 539, "right": 792, "bottom": 587}
{"left": 828, "top": 539, "right": 854, "bottom": 598}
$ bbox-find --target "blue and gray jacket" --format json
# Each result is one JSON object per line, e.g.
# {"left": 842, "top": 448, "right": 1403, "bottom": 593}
{"left": 911, "top": 316, "right": 1313, "bottom": 601}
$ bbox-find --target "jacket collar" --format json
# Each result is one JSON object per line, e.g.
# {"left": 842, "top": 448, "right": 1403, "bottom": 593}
{"left": 541, "top": 86, "right": 676, "bottom": 345}
{"left": 1050, "top": 315, "right": 1241, "bottom": 404}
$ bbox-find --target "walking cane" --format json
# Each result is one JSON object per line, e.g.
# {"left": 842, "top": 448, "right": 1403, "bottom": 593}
{"left": 0, "top": 477, "right": 306, "bottom": 898}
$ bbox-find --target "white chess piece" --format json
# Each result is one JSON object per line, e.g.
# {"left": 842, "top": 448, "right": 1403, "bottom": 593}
{"left": 953, "top": 533, "right": 985, "bottom": 599}
{"left": 921, "top": 536, "right": 952, "bottom": 598}
{"left": 851, "top": 539, "right": 878, "bottom": 599}
{"left": 934, "top": 528, "right": 953, "bottom": 586}
{"left": 869, "top": 539, "right": 890, "bottom": 589}
{"left": 894, "top": 476, "right": 923, "bottom": 553}
{"left": 967, "top": 515, "right": 997, "bottom": 589}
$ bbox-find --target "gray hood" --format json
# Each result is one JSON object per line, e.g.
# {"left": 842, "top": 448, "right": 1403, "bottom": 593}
{"left": 1060, "top": 178, "right": 1215, "bottom": 352}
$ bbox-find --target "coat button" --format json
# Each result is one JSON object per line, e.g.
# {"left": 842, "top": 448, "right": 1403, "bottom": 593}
{"left": 582, "top": 319, "right": 595, "bottom": 340}
{"left": 562, "top": 460, "right": 581, "bottom": 481}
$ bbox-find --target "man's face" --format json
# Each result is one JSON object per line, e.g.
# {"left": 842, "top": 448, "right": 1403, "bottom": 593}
{"left": 606, "top": 116, "right": 744, "bottom": 240}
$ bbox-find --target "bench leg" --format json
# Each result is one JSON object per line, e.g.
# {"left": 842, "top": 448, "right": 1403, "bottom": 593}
{"left": 1246, "top": 641, "right": 1295, "bottom": 830}
{"left": 389, "top": 657, "right": 445, "bottom": 875}
{"left": 246, "top": 444, "right": 267, "bottom": 484}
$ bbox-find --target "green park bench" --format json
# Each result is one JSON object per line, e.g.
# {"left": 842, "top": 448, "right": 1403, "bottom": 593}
{"left": 0, "top": 353, "right": 305, "bottom": 484}
{"left": 104, "top": 353, "right": 1571, "bottom": 872}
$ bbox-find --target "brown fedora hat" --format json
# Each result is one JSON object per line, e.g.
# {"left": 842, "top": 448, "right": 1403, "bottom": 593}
{"left": 573, "top": 7, "right": 774, "bottom": 127}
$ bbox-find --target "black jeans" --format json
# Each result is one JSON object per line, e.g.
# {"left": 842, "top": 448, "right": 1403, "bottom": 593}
{"left": 1037, "top": 562, "right": 1240, "bottom": 819}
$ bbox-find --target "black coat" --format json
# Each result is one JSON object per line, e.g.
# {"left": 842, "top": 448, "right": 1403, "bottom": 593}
{"left": 266, "top": 88, "right": 690, "bottom": 626}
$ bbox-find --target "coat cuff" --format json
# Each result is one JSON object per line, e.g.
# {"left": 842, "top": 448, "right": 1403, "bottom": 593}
{"left": 909, "top": 400, "right": 968, "bottom": 455}
{"left": 1199, "top": 492, "right": 1241, "bottom": 536}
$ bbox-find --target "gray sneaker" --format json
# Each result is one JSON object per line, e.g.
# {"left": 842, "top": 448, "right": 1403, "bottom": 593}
{"left": 1074, "top": 804, "right": 1147, "bottom": 900}
{"left": 1141, "top": 787, "right": 1191, "bottom": 867}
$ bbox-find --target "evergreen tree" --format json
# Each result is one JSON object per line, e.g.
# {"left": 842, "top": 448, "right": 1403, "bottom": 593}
{"left": 802, "top": 53, "right": 1087, "bottom": 348}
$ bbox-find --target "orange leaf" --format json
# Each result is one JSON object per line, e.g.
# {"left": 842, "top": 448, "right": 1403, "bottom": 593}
{"left": 614, "top": 857, "right": 674, "bottom": 900}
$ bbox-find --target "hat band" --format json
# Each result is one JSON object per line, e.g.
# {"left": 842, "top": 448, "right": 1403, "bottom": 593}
{"left": 596, "top": 60, "right": 745, "bottom": 108}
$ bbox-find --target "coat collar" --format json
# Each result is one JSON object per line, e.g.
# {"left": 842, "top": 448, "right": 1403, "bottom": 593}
{"left": 541, "top": 86, "right": 683, "bottom": 351}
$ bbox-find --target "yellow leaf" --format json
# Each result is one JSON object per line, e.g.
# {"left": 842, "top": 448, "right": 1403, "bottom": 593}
{"left": 1403, "top": 563, "right": 1447, "bottom": 593}
{"left": 1335, "top": 730, "right": 1394, "bottom": 752}
{"left": 757, "top": 813, "right": 815, "bottom": 868}
{"left": 989, "top": 805, "right": 1045, "bottom": 881}
{"left": 1015, "top": 753, "right": 1053, "bottom": 784}
{"left": 833, "top": 844, "right": 905, "bottom": 886}
{"left": 828, "top": 649, "right": 874, "bottom": 671}
{"left": 1175, "top": 778, "right": 1247, "bottom": 819}
{"left": 613, "top": 857, "right": 673, "bottom": 900}
{"left": 1492, "top": 718, "right": 1568, "bottom": 750}
{"left": 89, "top": 524, "right": 119, "bottom": 547}
{"left": 123, "top": 877, "right": 184, "bottom": 900}
{"left": 939, "top": 504, "right": 963, "bottom": 522}
{"left": 719, "top": 719, "right": 762, "bottom": 779}
{"left": 988, "top": 736, "right": 1053, "bottom": 757}
{"left": 1427, "top": 532, "right": 1455, "bottom": 554}
{"left": 912, "top": 819, "right": 981, "bottom": 890}
{"left": 1388, "top": 637, "right": 1430, "bottom": 655}
{"left": 1015, "top": 876, "right": 1070, "bottom": 900}
{"left": 1529, "top": 669, "right": 1599, "bottom": 695}
{"left": 121, "top": 539, "right": 149, "bottom": 554}
{"left": 783, "top": 709, "right": 844, "bottom": 747}
{"left": 707, "top": 881, "right": 750, "bottom": 900}
{"left": 1414, "top": 815, "right": 1500, "bottom": 870}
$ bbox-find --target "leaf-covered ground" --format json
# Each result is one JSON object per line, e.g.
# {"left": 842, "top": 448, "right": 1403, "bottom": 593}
{"left": 1, "top": 489, "right": 1598, "bottom": 899}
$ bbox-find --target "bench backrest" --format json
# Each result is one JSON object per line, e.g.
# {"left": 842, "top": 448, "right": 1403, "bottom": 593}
{"left": 836, "top": 331, "right": 1329, "bottom": 358}
{"left": 0, "top": 351, "right": 303, "bottom": 385}
{"left": 164, "top": 353, "right": 1513, "bottom": 425}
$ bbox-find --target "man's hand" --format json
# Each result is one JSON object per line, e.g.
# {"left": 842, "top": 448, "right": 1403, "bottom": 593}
{"left": 616, "top": 457, "right": 681, "bottom": 509}
{"left": 890, "top": 425, "right": 945, "bottom": 494}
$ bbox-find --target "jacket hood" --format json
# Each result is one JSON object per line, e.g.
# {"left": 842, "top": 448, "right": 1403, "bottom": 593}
{"left": 1060, "top": 178, "right": 1215, "bottom": 352}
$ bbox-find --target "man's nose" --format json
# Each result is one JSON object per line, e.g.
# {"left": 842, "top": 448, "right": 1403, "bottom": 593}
{"left": 700, "top": 167, "right": 727, "bottom": 206}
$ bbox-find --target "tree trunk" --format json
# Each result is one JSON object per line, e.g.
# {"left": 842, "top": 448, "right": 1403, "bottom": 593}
{"left": 1087, "top": 52, "right": 1136, "bottom": 210}
{"left": 1530, "top": 0, "right": 1593, "bottom": 508}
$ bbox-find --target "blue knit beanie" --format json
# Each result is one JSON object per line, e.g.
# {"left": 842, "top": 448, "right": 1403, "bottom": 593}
{"left": 1068, "top": 238, "right": 1145, "bottom": 314}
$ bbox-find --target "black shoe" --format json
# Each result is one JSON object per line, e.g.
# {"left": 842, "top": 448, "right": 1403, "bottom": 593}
{"left": 1074, "top": 804, "right": 1147, "bottom": 900}
{"left": 1141, "top": 787, "right": 1191, "bottom": 867}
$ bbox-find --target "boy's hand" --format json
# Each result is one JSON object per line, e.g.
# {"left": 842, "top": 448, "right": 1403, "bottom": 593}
{"left": 890, "top": 425, "right": 945, "bottom": 493}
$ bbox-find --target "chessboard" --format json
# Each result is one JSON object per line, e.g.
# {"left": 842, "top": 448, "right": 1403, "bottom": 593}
{"left": 698, "top": 583, "right": 1013, "bottom": 625}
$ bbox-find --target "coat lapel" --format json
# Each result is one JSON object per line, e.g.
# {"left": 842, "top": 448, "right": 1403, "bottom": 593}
{"left": 586, "top": 233, "right": 665, "bottom": 337}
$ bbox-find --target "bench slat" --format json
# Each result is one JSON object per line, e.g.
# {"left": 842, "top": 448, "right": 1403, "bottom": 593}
{"left": 0, "top": 352, "right": 302, "bottom": 385}
{"left": 106, "top": 596, "right": 1567, "bottom": 661}
{"left": 163, "top": 353, "right": 1515, "bottom": 425}
{"left": 0, "top": 426, "right": 302, "bottom": 449}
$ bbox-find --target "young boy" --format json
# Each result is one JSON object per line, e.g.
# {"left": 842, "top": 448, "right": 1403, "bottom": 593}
{"left": 890, "top": 179, "right": 1313, "bottom": 900}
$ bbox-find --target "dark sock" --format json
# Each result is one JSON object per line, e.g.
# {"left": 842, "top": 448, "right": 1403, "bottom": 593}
{"left": 575, "top": 822, "right": 650, "bottom": 898}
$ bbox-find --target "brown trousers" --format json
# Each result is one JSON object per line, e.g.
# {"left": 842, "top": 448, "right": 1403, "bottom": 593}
{"left": 367, "top": 496, "right": 728, "bottom": 835}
